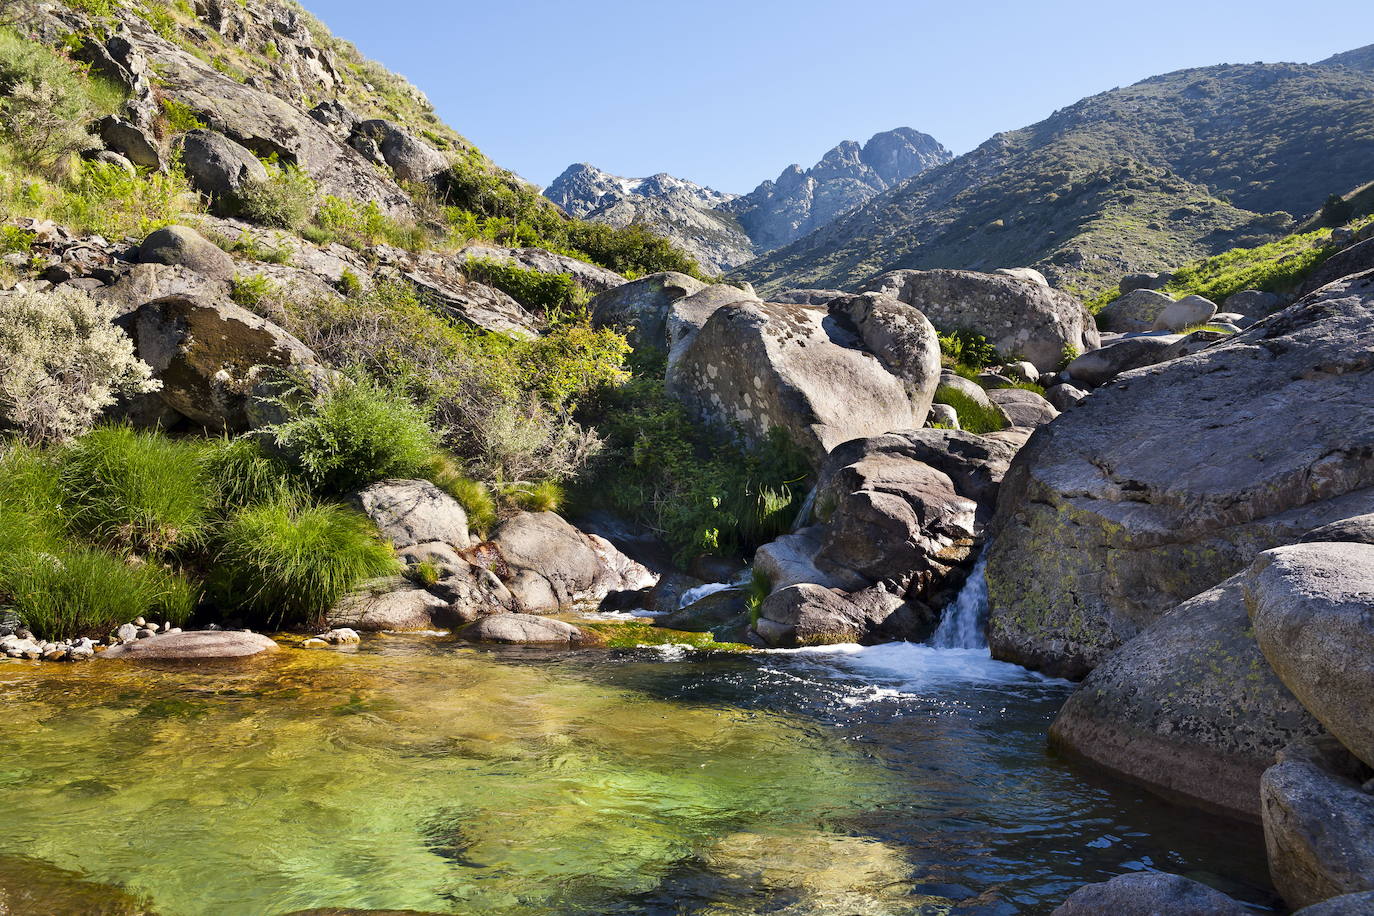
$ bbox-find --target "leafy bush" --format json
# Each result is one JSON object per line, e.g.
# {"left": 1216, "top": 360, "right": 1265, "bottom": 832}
{"left": 4, "top": 546, "right": 196, "bottom": 640}
{"left": 211, "top": 499, "right": 398, "bottom": 628}
{"left": 56, "top": 159, "right": 198, "bottom": 239}
{"left": 0, "top": 287, "right": 158, "bottom": 442}
{"left": 310, "top": 195, "right": 426, "bottom": 250}
{"left": 937, "top": 329, "right": 1000, "bottom": 369}
{"left": 933, "top": 386, "right": 1007, "bottom": 434}
{"left": 60, "top": 425, "right": 213, "bottom": 555}
{"left": 263, "top": 372, "right": 439, "bottom": 495}
{"left": 231, "top": 164, "right": 316, "bottom": 230}
{"left": 465, "top": 257, "right": 576, "bottom": 313}
{"left": 514, "top": 324, "right": 629, "bottom": 408}
{"left": 158, "top": 97, "right": 205, "bottom": 133}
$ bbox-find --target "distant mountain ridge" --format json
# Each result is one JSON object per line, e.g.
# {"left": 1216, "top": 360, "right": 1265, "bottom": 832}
{"left": 735, "top": 47, "right": 1374, "bottom": 294}
{"left": 543, "top": 127, "right": 952, "bottom": 273}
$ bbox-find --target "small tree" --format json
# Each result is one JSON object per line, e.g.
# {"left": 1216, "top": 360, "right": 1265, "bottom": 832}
{"left": 0, "top": 288, "right": 160, "bottom": 442}
{"left": 1321, "top": 193, "right": 1354, "bottom": 228}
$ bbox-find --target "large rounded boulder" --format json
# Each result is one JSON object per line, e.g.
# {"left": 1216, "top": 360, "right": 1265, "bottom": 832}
{"left": 137, "top": 226, "right": 234, "bottom": 281}
{"left": 666, "top": 294, "right": 940, "bottom": 464}
{"left": 1096, "top": 288, "right": 1174, "bottom": 333}
{"left": 1261, "top": 757, "right": 1374, "bottom": 909}
{"left": 180, "top": 129, "right": 267, "bottom": 199}
{"left": 589, "top": 271, "right": 707, "bottom": 351}
{"left": 861, "top": 268, "right": 1099, "bottom": 372}
{"left": 986, "top": 271, "right": 1374, "bottom": 678}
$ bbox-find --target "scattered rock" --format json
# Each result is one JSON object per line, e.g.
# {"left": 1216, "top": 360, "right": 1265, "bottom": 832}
{"left": 1119, "top": 271, "right": 1172, "bottom": 294}
{"left": 98, "top": 115, "right": 162, "bottom": 170}
{"left": 101, "top": 630, "right": 278, "bottom": 659}
{"left": 1065, "top": 333, "right": 1180, "bottom": 386}
{"left": 484, "top": 512, "right": 655, "bottom": 612}
{"left": 1300, "top": 513, "right": 1374, "bottom": 545}
{"left": 1152, "top": 294, "right": 1217, "bottom": 332}
{"left": 1298, "top": 238, "right": 1374, "bottom": 297}
{"left": 928, "top": 402, "right": 960, "bottom": 428}
{"left": 1051, "top": 872, "right": 1249, "bottom": 915}
{"left": 327, "top": 577, "right": 456, "bottom": 631}
{"left": 137, "top": 226, "right": 235, "bottom": 281}
{"left": 459, "top": 613, "right": 585, "bottom": 645}
{"left": 1261, "top": 758, "right": 1374, "bottom": 909}
{"left": 1096, "top": 288, "right": 1174, "bottom": 333}
{"left": 1294, "top": 892, "right": 1374, "bottom": 914}
{"left": 180, "top": 129, "right": 268, "bottom": 199}
{"left": 349, "top": 479, "right": 470, "bottom": 551}
{"left": 986, "top": 387, "right": 1058, "bottom": 428}
{"left": 1223, "top": 289, "right": 1283, "bottom": 315}
{"left": 1046, "top": 382, "right": 1088, "bottom": 410}
{"left": 350, "top": 119, "right": 449, "bottom": 184}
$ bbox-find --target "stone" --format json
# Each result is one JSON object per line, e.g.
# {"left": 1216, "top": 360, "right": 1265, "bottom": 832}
{"left": 350, "top": 119, "right": 449, "bottom": 184}
{"left": 771, "top": 288, "right": 847, "bottom": 305}
{"left": 986, "top": 387, "right": 1058, "bottom": 428}
{"left": 754, "top": 584, "right": 873, "bottom": 647}
{"left": 303, "top": 628, "right": 360, "bottom": 648}
{"left": 1004, "top": 360, "right": 1039, "bottom": 382}
{"left": 1152, "top": 294, "right": 1217, "bottom": 331}
{"left": 1300, "top": 513, "right": 1374, "bottom": 545}
{"left": 137, "top": 226, "right": 234, "bottom": 281}
{"left": 753, "top": 526, "right": 864, "bottom": 593}
{"left": 115, "top": 623, "right": 139, "bottom": 643}
{"left": 1223, "top": 289, "right": 1283, "bottom": 315}
{"left": 101, "top": 631, "right": 278, "bottom": 659}
{"left": 1051, "top": 872, "right": 1249, "bottom": 916}
{"left": 657, "top": 587, "right": 747, "bottom": 632}
{"left": 98, "top": 116, "right": 162, "bottom": 170}
{"left": 457, "top": 244, "right": 624, "bottom": 294}
{"left": 118, "top": 293, "right": 318, "bottom": 431}
{"left": 665, "top": 282, "right": 762, "bottom": 365}
{"left": 1261, "top": 758, "right": 1374, "bottom": 909}
{"left": 404, "top": 267, "right": 537, "bottom": 339}
{"left": 987, "top": 271, "right": 1374, "bottom": 678}
{"left": 1119, "top": 271, "right": 1172, "bottom": 294}
{"left": 1045, "top": 382, "right": 1088, "bottom": 410}
{"left": 1245, "top": 543, "right": 1374, "bottom": 768}
{"left": 349, "top": 479, "right": 470, "bottom": 551}
{"left": 1294, "top": 892, "right": 1374, "bottom": 914}
{"left": 928, "top": 402, "right": 960, "bottom": 428}
{"left": 459, "top": 613, "right": 585, "bottom": 645}
{"left": 1065, "top": 333, "right": 1180, "bottom": 386}
{"left": 666, "top": 295, "right": 940, "bottom": 464}
{"left": 861, "top": 268, "right": 1100, "bottom": 372}
{"left": 91, "top": 150, "right": 136, "bottom": 175}
{"left": 1298, "top": 238, "right": 1374, "bottom": 296}
{"left": 484, "top": 512, "right": 655, "bottom": 612}
{"left": 1048, "top": 573, "right": 1328, "bottom": 817}
{"left": 180, "top": 129, "right": 268, "bottom": 199}
{"left": 994, "top": 267, "right": 1049, "bottom": 287}
{"left": 588, "top": 271, "right": 706, "bottom": 351}
{"left": 328, "top": 578, "right": 458, "bottom": 631}
{"left": 1097, "top": 288, "right": 1174, "bottom": 333}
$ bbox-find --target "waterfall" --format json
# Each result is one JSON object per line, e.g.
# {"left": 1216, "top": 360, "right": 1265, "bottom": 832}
{"left": 930, "top": 550, "right": 990, "bottom": 649}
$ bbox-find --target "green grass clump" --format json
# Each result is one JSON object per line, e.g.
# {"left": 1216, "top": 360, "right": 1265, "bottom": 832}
{"left": 744, "top": 568, "right": 771, "bottom": 628}
{"left": 933, "top": 386, "right": 1007, "bottom": 435}
{"left": 211, "top": 499, "right": 398, "bottom": 628}
{"left": 4, "top": 546, "right": 196, "bottom": 641}
{"left": 200, "top": 435, "right": 305, "bottom": 518}
{"left": 309, "top": 195, "right": 427, "bottom": 250}
{"left": 229, "top": 272, "right": 277, "bottom": 311}
{"left": 158, "top": 97, "right": 205, "bottom": 133}
{"left": 505, "top": 479, "right": 565, "bottom": 513}
{"left": 0, "top": 444, "right": 65, "bottom": 565}
{"left": 60, "top": 425, "right": 212, "bottom": 555}
{"left": 424, "top": 453, "right": 497, "bottom": 535}
{"left": 263, "top": 373, "right": 439, "bottom": 495}
{"left": 55, "top": 159, "right": 198, "bottom": 239}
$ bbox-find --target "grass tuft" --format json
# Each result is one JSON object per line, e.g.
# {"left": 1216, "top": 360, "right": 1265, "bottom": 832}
{"left": 933, "top": 386, "right": 1008, "bottom": 435}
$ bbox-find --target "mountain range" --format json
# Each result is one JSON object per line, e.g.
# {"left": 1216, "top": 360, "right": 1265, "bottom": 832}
{"left": 544, "top": 128, "right": 952, "bottom": 273}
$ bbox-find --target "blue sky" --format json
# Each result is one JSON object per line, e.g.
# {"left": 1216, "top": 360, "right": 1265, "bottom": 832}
{"left": 304, "top": 1, "right": 1374, "bottom": 194}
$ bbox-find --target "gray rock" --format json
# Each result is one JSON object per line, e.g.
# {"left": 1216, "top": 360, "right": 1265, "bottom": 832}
{"left": 657, "top": 588, "right": 747, "bottom": 632}
{"left": 588, "top": 271, "right": 706, "bottom": 351}
{"left": 995, "top": 267, "right": 1049, "bottom": 287}
{"left": 328, "top": 577, "right": 456, "bottom": 631}
{"left": 1298, "top": 238, "right": 1374, "bottom": 296}
{"left": 667, "top": 296, "right": 940, "bottom": 463}
{"left": 1048, "top": 573, "right": 1327, "bottom": 818}
{"left": 485, "top": 512, "right": 655, "bottom": 612}
{"left": 986, "top": 387, "right": 1058, "bottom": 428}
{"left": 180, "top": 129, "right": 268, "bottom": 198}
{"left": 772, "top": 288, "right": 848, "bottom": 305}
{"left": 755, "top": 583, "right": 874, "bottom": 647}
{"left": 1246, "top": 543, "right": 1374, "bottom": 769}
{"left": 350, "top": 479, "right": 470, "bottom": 551}
{"left": 404, "top": 267, "right": 537, "bottom": 339}
{"left": 1300, "top": 513, "right": 1374, "bottom": 545}
{"left": 1119, "top": 271, "right": 1172, "bottom": 294}
{"left": 350, "top": 119, "right": 449, "bottom": 184}
{"left": 90, "top": 150, "right": 136, "bottom": 175}
{"left": 1223, "top": 289, "right": 1283, "bottom": 315}
{"left": 1261, "top": 758, "right": 1374, "bottom": 909}
{"left": 137, "top": 226, "right": 234, "bottom": 281}
{"left": 1294, "top": 892, "right": 1374, "bottom": 914}
{"left": 753, "top": 526, "right": 866, "bottom": 593}
{"left": 1153, "top": 294, "right": 1217, "bottom": 332}
{"left": 927, "top": 402, "right": 960, "bottom": 428}
{"left": 101, "top": 631, "right": 278, "bottom": 659}
{"left": 459, "top": 613, "right": 585, "bottom": 645}
{"left": 987, "top": 271, "right": 1374, "bottom": 678}
{"left": 1051, "top": 872, "right": 1249, "bottom": 916}
{"left": 1097, "top": 288, "right": 1174, "bottom": 333}
{"left": 862, "top": 268, "right": 1099, "bottom": 372}
{"left": 457, "top": 244, "right": 624, "bottom": 294}
{"left": 1004, "top": 360, "right": 1039, "bottom": 382}
{"left": 1065, "top": 333, "right": 1180, "bottom": 386}
{"left": 665, "top": 282, "right": 762, "bottom": 366}
{"left": 114, "top": 623, "right": 139, "bottom": 643}
{"left": 1045, "top": 382, "right": 1088, "bottom": 410}
{"left": 118, "top": 293, "right": 318, "bottom": 431}
{"left": 1159, "top": 328, "right": 1233, "bottom": 361}
{"left": 98, "top": 116, "right": 161, "bottom": 170}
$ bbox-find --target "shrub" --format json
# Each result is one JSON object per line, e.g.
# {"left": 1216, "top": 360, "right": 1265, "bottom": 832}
{"left": 231, "top": 164, "right": 316, "bottom": 230}
{"left": 514, "top": 324, "right": 629, "bottom": 408}
{"left": 1321, "top": 193, "right": 1354, "bottom": 227}
{"left": 465, "top": 257, "right": 576, "bottom": 313}
{"left": 263, "top": 372, "right": 439, "bottom": 495}
{"left": 60, "top": 424, "right": 212, "bottom": 555}
{"left": 0, "top": 224, "right": 33, "bottom": 254}
{"left": 0, "top": 287, "right": 158, "bottom": 443}
{"left": 4, "top": 546, "right": 196, "bottom": 640}
{"left": 211, "top": 499, "right": 398, "bottom": 628}
{"left": 0, "top": 29, "right": 95, "bottom": 173}
{"left": 157, "top": 97, "right": 205, "bottom": 133}
{"left": 311, "top": 195, "right": 425, "bottom": 250}
{"left": 230, "top": 272, "right": 278, "bottom": 312}
{"left": 57, "top": 159, "right": 198, "bottom": 239}
{"left": 933, "top": 386, "right": 1007, "bottom": 434}
{"left": 938, "top": 329, "right": 1000, "bottom": 369}
{"left": 337, "top": 268, "right": 363, "bottom": 297}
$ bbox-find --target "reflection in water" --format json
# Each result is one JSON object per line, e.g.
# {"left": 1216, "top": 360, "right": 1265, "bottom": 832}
{"left": 0, "top": 635, "right": 1275, "bottom": 915}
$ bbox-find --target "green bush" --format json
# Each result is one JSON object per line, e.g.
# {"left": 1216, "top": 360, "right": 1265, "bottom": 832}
{"left": 231, "top": 164, "right": 316, "bottom": 230}
{"left": 465, "top": 257, "right": 576, "bottom": 313}
{"left": 0, "top": 28, "right": 97, "bottom": 173}
{"left": 200, "top": 435, "right": 305, "bottom": 517}
{"left": 933, "top": 386, "right": 1007, "bottom": 435}
{"left": 310, "top": 195, "right": 426, "bottom": 250}
{"left": 60, "top": 424, "right": 212, "bottom": 555}
{"left": 263, "top": 373, "right": 439, "bottom": 495}
{"left": 1161, "top": 225, "right": 1348, "bottom": 303}
{"left": 56, "top": 159, "right": 198, "bottom": 239}
{"left": 4, "top": 546, "right": 196, "bottom": 641}
{"left": 211, "top": 499, "right": 398, "bottom": 628}
{"left": 938, "top": 329, "right": 1000, "bottom": 369}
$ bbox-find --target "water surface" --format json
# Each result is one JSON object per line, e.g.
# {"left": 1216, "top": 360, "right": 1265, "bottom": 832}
{"left": 0, "top": 635, "right": 1275, "bottom": 915}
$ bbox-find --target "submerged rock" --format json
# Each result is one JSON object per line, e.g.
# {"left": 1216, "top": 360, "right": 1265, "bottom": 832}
{"left": 101, "top": 630, "right": 278, "bottom": 659}
{"left": 987, "top": 272, "right": 1374, "bottom": 678}
{"left": 1051, "top": 872, "right": 1249, "bottom": 915}
{"left": 459, "top": 613, "right": 585, "bottom": 645}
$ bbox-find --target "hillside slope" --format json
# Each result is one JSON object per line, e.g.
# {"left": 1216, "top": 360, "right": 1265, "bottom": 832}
{"left": 736, "top": 52, "right": 1374, "bottom": 295}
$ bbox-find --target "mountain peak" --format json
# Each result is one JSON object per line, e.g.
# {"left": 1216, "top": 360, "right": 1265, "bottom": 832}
{"left": 1317, "top": 43, "right": 1374, "bottom": 72}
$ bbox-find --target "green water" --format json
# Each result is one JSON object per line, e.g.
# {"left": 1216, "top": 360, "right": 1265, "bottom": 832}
{"left": 0, "top": 635, "right": 1274, "bottom": 915}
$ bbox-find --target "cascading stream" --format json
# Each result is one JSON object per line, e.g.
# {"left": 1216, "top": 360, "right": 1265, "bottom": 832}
{"left": 930, "top": 549, "right": 990, "bottom": 650}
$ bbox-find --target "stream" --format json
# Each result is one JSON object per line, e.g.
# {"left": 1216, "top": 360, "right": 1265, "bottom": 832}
{"left": 0, "top": 569, "right": 1277, "bottom": 915}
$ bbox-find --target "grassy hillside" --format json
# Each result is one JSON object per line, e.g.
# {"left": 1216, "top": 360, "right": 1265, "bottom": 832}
{"left": 737, "top": 52, "right": 1374, "bottom": 297}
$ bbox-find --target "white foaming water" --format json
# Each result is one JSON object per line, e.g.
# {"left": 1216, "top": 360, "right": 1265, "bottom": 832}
{"left": 678, "top": 579, "right": 742, "bottom": 609}
{"left": 931, "top": 550, "right": 990, "bottom": 649}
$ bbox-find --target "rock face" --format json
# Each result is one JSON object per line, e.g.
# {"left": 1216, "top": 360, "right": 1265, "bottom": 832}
{"left": 1048, "top": 573, "right": 1327, "bottom": 818}
{"left": 180, "top": 129, "right": 268, "bottom": 199}
{"left": 1295, "top": 892, "right": 1374, "bottom": 915}
{"left": 1051, "top": 872, "right": 1250, "bottom": 916}
{"left": 138, "top": 226, "right": 235, "bottom": 281}
{"left": 754, "top": 584, "right": 878, "bottom": 647}
{"left": 666, "top": 295, "right": 940, "bottom": 463}
{"left": 1096, "top": 288, "right": 1174, "bottom": 332}
{"left": 350, "top": 479, "right": 471, "bottom": 551}
{"left": 1261, "top": 758, "right": 1374, "bottom": 909}
{"left": 459, "top": 613, "right": 585, "bottom": 645}
{"left": 350, "top": 119, "right": 449, "bottom": 184}
{"left": 118, "top": 294, "right": 319, "bottom": 431}
{"left": 588, "top": 271, "right": 707, "bottom": 351}
{"left": 1246, "top": 543, "right": 1374, "bottom": 768}
{"left": 102, "top": 630, "right": 278, "bottom": 659}
{"left": 986, "top": 272, "right": 1374, "bottom": 678}
{"left": 861, "top": 268, "right": 1099, "bottom": 372}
